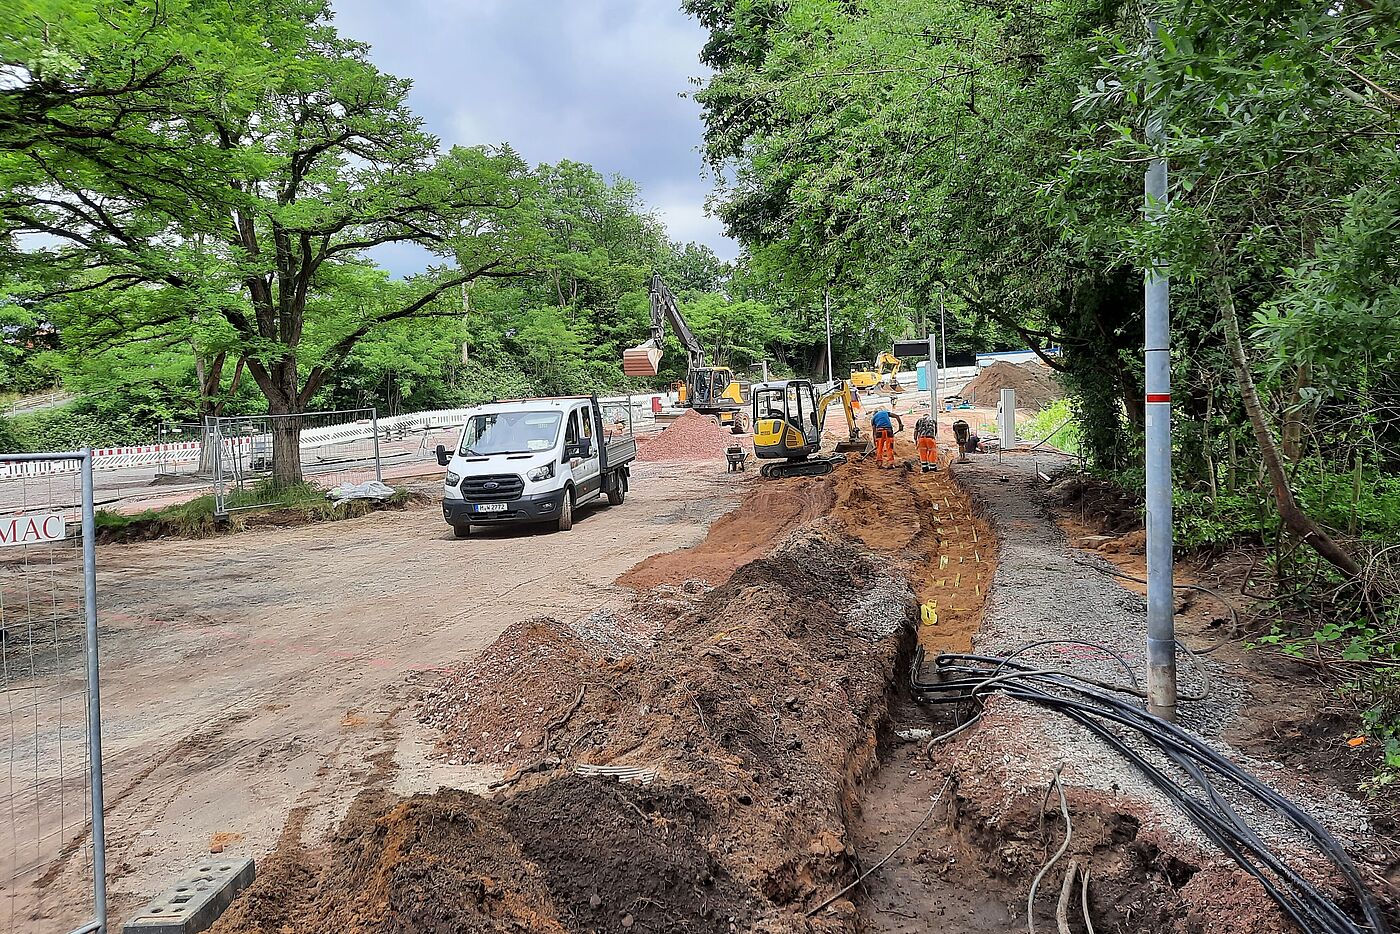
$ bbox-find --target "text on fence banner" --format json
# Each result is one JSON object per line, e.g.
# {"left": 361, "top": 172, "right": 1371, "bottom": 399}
{"left": 0, "top": 513, "right": 66, "bottom": 547}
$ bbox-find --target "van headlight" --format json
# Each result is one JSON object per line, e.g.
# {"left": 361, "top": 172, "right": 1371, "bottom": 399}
{"left": 527, "top": 463, "right": 554, "bottom": 482}
{"left": 445, "top": 470, "right": 461, "bottom": 487}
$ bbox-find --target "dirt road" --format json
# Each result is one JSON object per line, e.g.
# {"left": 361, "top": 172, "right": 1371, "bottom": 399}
{"left": 11, "top": 460, "right": 748, "bottom": 933}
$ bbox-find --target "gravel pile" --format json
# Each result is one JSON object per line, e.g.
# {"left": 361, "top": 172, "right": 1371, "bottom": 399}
{"left": 636, "top": 409, "right": 741, "bottom": 461}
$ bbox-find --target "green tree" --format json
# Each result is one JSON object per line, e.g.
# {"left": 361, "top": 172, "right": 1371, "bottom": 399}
{"left": 1, "top": 0, "right": 542, "bottom": 481}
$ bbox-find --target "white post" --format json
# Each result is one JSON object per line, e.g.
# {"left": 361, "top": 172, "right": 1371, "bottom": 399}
{"left": 939, "top": 288, "right": 947, "bottom": 373}
{"left": 927, "top": 332, "right": 938, "bottom": 419}
{"left": 999, "top": 389, "right": 1017, "bottom": 448}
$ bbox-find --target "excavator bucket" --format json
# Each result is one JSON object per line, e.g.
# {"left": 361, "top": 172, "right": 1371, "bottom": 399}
{"left": 623, "top": 341, "right": 663, "bottom": 377}
{"left": 834, "top": 437, "right": 874, "bottom": 455}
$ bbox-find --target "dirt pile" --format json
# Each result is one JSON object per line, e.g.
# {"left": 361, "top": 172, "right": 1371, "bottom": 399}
{"left": 962, "top": 361, "right": 1063, "bottom": 411}
{"left": 637, "top": 409, "right": 742, "bottom": 461}
{"left": 209, "top": 790, "right": 566, "bottom": 934}
{"left": 618, "top": 476, "right": 837, "bottom": 589}
{"left": 1046, "top": 472, "right": 1143, "bottom": 533}
{"left": 214, "top": 519, "right": 918, "bottom": 934}
{"left": 210, "top": 458, "right": 996, "bottom": 934}
{"left": 504, "top": 777, "right": 750, "bottom": 932}
{"left": 419, "top": 617, "right": 627, "bottom": 765}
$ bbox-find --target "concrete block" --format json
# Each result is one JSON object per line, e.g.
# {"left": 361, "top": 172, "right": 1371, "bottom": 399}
{"left": 122, "top": 856, "right": 255, "bottom": 934}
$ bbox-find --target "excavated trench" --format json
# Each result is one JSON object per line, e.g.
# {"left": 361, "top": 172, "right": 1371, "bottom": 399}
{"left": 203, "top": 447, "right": 1317, "bottom": 934}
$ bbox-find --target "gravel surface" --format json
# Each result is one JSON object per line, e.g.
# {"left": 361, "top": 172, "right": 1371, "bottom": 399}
{"left": 952, "top": 452, "right": 1373, "bottom": 860}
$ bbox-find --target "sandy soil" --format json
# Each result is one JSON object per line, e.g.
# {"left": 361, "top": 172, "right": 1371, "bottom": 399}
{"left": 6, "top": 460, "right": 750, "bottom": 934}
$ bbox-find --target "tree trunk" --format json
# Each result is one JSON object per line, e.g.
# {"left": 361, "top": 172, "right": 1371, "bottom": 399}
{"left": 248, "top": 355, "right": 307, "bottom": 486}
{"left": 1203, "top": 383, "right": 1218, "bottom": 503}
{"left": 269, "top": 413, "right": 303, "bottom": 487}
{"left": 1215, "top": 277, "right": 1360, "bottom": 577}
{"left": 1228, "top": 431, "right": 1238, "bottom": 492}
{"left": 1281, "top": 363, "right": 1312, "bottom": 464}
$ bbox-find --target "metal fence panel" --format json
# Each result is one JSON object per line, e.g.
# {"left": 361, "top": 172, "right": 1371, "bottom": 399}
{"left": 153, "top": 421, "right": 215, "bottom": 481}
{"left": 0, "top": 451, "right": 105, "bottom": 934}
{"left": 210, "top": 408, "right": 382, "bottom": 517}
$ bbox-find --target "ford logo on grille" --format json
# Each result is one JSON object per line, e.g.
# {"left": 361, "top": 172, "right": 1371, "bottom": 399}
{"left": 484, "top": 481, "right": 499, "bottom": 489}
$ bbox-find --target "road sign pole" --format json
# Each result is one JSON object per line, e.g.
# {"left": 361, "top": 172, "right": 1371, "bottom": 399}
{"left": 1144, "top": 17, "right": 1177, "bottom": 722}
{"left": 928, "top": 332, "right": 938, "bottom": 418}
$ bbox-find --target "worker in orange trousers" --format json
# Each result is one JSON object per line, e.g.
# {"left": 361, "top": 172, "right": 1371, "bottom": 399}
{"left": 870, "top": 408, "right": 904, "bottom": 468}
{"left": 915, "top": 412, "right": 939, "bottom": 472}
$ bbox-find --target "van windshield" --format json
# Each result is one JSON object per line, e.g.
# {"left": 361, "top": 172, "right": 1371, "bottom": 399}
{"left": 459, "top": 411, "right": 563, "bottom": 456}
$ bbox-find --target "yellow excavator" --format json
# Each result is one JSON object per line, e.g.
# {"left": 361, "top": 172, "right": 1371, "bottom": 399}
{"left": 849, "top": 351, "right": 903, "bottom": 392}
{"left": 623, "top": 274, "right": 747, "bottom": 430}
{"left": 751, "top": 378, "right": 873, "bottom": 478}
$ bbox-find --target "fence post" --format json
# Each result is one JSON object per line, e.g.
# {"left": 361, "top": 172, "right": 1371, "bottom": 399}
{"left": 80, "top": 450, "right": 108, "bottom": 931}
{"left": 212, "top": 419, "right": 227, "bottom": 519}
{"left": 370, "top": 407, "right": 382, "bottom": 483}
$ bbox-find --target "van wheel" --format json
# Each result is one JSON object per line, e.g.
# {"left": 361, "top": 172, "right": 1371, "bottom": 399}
{"left": 607, "top": 480, "right": 625, "bottom": 506}
{"left": 452, "top": 524, "right": 470, "bottom": 539}
{"left": 555, "top": 490, "right": 574, "bottom": 532}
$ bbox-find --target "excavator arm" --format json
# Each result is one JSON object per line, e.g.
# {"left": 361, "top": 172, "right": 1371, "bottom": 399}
{"left": 875, "top": 352, "right": 901, "bottom": 379}
{"left": 816, "top": 380, "right": 872, "bottom": 454}
{"left": 623, "top": 274, "right": 705, "bottom": 376}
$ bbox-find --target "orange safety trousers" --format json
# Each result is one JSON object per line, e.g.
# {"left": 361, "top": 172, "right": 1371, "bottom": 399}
{"left": 874, "top": 428, "right": 895, "bottom": 467}
{"left": 917, "top": 436, "right": 938, "bottom": 465}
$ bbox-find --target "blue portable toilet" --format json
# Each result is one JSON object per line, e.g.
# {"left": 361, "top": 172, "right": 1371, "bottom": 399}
{"left": 916, "top": 361, "right": 929, "bottom": 391}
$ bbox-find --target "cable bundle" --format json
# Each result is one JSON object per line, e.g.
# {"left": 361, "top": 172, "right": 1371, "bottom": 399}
{"left": 911, "top": 648, "right": 1387, "bottom": 934}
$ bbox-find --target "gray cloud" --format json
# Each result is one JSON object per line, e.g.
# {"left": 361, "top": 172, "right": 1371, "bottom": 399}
{"left": 329, "top": 0, "right": 736, "bottom": 274}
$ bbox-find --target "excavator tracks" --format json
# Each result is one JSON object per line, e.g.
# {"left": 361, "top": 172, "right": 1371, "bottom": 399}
{"left": 759, "top": 455, "right": 846, "bottom": 479}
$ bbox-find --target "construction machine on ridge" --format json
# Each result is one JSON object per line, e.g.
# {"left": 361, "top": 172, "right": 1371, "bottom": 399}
{"left": 623, "top": 274, "right": 747, "bottom": 430}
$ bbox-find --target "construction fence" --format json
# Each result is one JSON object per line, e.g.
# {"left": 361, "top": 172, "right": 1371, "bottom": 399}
{"left": 210, "top": 408, "right": 383, "bottom": 517}
{"left": 0, "top": 452, "right": 107, "bottom": 934}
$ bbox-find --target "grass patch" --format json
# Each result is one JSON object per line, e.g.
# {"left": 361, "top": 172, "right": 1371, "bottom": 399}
{"left": 96, "top": 480, "right": 416, "bottom": 542}
{"left": 1020, "top": 398, "right": 1082, "bottom": 455}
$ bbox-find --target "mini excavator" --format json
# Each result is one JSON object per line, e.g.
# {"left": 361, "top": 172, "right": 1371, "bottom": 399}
{"left": 849, "top": 352, "right": 903, "bottom": 392}
{"left": 750, "top": 378, "right": 873, "bottom": 478}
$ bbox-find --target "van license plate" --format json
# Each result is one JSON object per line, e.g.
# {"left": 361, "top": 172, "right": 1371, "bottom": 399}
{"left": 474, "top": 503, "right": 508, "bottom": 513}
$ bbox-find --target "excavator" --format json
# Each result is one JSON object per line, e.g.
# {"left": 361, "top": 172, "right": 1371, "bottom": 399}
{"left": 750, "top": 378, "right": 872, "bottom": 478}
{"left": 622, "top": 274, "right": 747, "bottom": 430}
{"left": 849, "top": 351, "right": 904, "bottom": 392}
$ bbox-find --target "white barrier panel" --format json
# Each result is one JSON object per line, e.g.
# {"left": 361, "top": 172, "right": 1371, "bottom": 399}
{"left": 0, "top": 397, "right": 667, "bottom": 481}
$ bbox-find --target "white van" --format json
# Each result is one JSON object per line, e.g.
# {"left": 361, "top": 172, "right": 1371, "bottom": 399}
{"left": 436, "top": 395, "right": 636, "bottom": 537}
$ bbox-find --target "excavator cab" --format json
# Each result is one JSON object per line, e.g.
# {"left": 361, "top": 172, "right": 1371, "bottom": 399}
{"left": 679, "top": 366, "right": 747, "bottom": 429}
{"left": 751, "top": 379, "right": 871, "bottom": 478}
{"left": 849, "top": 360, "right": 879, "bottom": 391}
{"left": 752, "top": 380, "right": 822, "bottom": 460}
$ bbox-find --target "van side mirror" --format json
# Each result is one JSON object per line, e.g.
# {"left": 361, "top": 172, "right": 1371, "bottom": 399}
{"left": 435, "top": 444, "right": 450, "bottom": 467}
{"left": 564, "top": 439, "right": 592, "bottom": 460}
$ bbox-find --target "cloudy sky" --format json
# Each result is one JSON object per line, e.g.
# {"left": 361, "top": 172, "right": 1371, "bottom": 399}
{"left": 329, "top": 0, "right": 738, "bottom": 274}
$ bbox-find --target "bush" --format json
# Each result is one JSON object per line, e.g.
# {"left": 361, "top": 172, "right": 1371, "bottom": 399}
{"left": 4, "top": 404, "right": 155, "bottom": 452}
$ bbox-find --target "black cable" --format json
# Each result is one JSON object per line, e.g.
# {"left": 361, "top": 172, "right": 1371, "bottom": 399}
{"left": 911, "top": 653, "right": 1388, "bottom": 934}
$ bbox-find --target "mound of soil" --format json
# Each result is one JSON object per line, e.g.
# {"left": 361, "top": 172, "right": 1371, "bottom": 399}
{"left": 618, "top": 476, "right": 837, "bottom": 589}
{"left": 209, "top": 790, "right": 565, "bottom": 934}
{"left": 213, "top": 459, "right": 997, "bottom": 934}
{"left": 963, "top": 361, "right": 1063, "bottom": 411}
{"left": 504, "top": 777, "right": 750, "bottom": 932}
{"left": 419, "top": 617, "right": 615, "bottom": 765}
{"left": 1046, "top": 472, "right": 1143, "bottom": 533}
{"left": 637, "top": 410, "right": 742, "bottom": 461}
